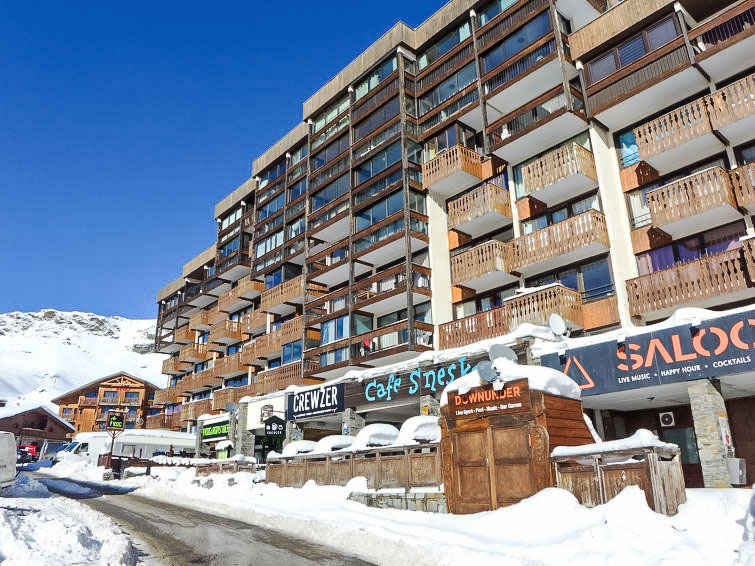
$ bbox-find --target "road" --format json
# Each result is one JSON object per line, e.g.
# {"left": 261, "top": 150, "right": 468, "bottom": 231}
{"left": 31, "top": 473, "right": 374, "bottom": 566}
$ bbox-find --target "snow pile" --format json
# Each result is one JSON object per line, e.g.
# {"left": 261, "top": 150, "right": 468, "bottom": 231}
{"left": 0, "top": 476, "right": 138, "bottom": 566}
{"left": 312, "top": 435, "right": 354, "bottom": 454}
{"left": 552, "top": 429, "right": 678, "bottom": 458}
{"left": 393, "top": 416, "right": 440, "bottom": 446}
{"left": 737, "top": 486, "right": 755, "bottom": 566}
{"left": 150, "top": 454, "right": 256, "bottom": 466}
{"left": 0, "top": 309, "right": 165, "bottom": 411}
{"left": 348, "top": 424, "right": 399, "bottom": 451}
{"left": 280, "top": 440, "right": 317, "bottom": 457}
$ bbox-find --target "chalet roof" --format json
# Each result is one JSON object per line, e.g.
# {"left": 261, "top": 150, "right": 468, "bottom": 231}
{"left": 0, "top": 404, "right": 75, "bottom": 431}
{"left": 50, "top": 371, "right": 160, "bottom": 405}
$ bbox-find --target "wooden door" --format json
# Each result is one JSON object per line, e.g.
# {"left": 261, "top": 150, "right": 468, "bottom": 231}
{"left": 449, "top": 427, "right": 492, "bottom": 514}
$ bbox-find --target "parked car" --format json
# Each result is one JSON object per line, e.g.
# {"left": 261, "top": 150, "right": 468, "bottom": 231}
{"left": 39, "top": 440, "right": 68, "bottom": 461}
{"left": 16, "top": 447, "right": 33, "bottom": 464}
{"left": 0, "top": 432, "right": 16, "bottom": 489}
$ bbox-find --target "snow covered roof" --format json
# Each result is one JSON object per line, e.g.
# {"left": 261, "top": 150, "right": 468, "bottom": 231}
{"left": 551, "top": 429, "right": 678, "bottom": 458}
{"left": 50, "top": 371, "right": 161, "bottom": 403}
{"left": 0, "top": 403, "right": 74, "bottom": 431}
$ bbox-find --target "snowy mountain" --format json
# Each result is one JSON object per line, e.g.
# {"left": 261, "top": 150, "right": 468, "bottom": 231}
{"left": 0, "top": 310, "right": 167, "bottom": 413}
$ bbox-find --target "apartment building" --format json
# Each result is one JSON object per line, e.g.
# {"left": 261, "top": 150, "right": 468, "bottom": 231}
{"left": 149, "top": 0, "right": 755, "bottom": 483}
{"left": 52, "top": 372, "right": 158, "bottom": 434}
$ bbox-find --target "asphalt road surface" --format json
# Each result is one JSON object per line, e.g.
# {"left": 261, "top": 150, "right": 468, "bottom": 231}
{"left": 33, "top": 474, "right": 374, "bottom": 566}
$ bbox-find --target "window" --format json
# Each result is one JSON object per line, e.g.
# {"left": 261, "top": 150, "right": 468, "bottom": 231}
{"left": 264, "top": 264, "right": 302, "bottom": 289}
{"left": 288, "top": 178, "right": 306, "bottom": 202}
{"left": 355, "top": 57, "right": 397, "bottom": 101}
{"left": 320, "top": 346, "right": 349, "bottom": 367}
{"left": 408, "top": 190, "right": 426, "bottom": 214}
{"left": 423, "top": 123, "right": 476, "bottom": 161}
{"left": 354, "top": 142, "right": 402, "bottom": 185}
{"left": 62, "top": 408, "right": 73, "bottom": 415}
{"left": 221, "top": 207, "right": 242, "bottom": 231}
{"left": 353, "top": 97, "right": 400, "bottom": 142}
{"left": 352, "top": 313, "right": 373, "bottom": 336}
{"left": 480, "top": 11, "right": 552, "bottom": 75}
{"left": 528, "top": 259, "right": 613, "bottom": 300}
{"left": 321, "top": 315, "right": 349, "bottom": 345}
{"left": 289, "top": 144, "right": 307, "bottom": 166}
{"left": 287, "top": 217, "right": 305, "bottom": 239}
{"left": 311, "top": 135, "right": 349, "bottom": 170}
{"left": 419, "top": 22, "right": 472, "bottom": 70}
{"left": 256, "top": 231, "right": 284, "bottom": 258}
{"left": 479, "top": 0, "right": 519, "bottom": 26}
{"left": 225, "top": 376, "right": 248, "bottom": 388}
{"left": 314, "top": 96, "right": 350, "bottom": 133}
{"left": 258, "top": 193, "right": 285, "bottom": 221}
{"left": 354, "top": 191, "right": 403, "bottom": 232}
{"left": 521, "top": 194, "right": 600, "bottom": 234}
{"left": 282, "top": 340, "right": 302, "bottom": 364}
{"left": 227, "top": 344, "right": 241, "bottom": 355}
{"left": 197, "top": 332, "right": 209, "bottom": 345}
{"left": 586, "top": 16, "right": 679, "bottom": 85}
{"left": 103, "top": 391, "right": 117, "bottom": 398}
{"left": 259, "top": 161, "right": 286, "bottom": 189}
{"left": 124, "top": 391, "right": 139, "bottom": 399}
{"left": 419, "top": 63, "right": 477, "bottom": 116}
{"left": 311, "top": 174, "right": 350, "bottom": 211}
{"left": 218, "top": 237, "right": 239, "bottom": 259}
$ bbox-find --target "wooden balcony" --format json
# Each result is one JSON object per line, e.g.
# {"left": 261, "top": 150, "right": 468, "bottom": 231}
{"left": 240, "top": 343, "right": 260, "bottom": 367}
{"left": 451, "top": 240, "right": 517, "bottom": 292}
{"left": 208, "top": 320, "right": 244, "bottom": 345}
{"left": 174, "top": 325, "right": 194, "bottom": 344}
{"left": 255, "top": 362, "right": 323, "bottom": 396}
{"left": 77, "top": 395, "right": 98, "bottom": 407}
{"left": 438, "top": 285, "right": 584, "bottom": 349}
{"left": 731, "top": 162, "right": 755, "bottom": 213}
{"left": 176, "top": 369, "right": 221, "bottom": 394}
{"left": 520, "top": 143, "right": 598, "bottom": 205}
{"left": 188, "top": 310, "right": 211, "bottom": 331}
{"left": 161, "top": 357, "right": 190, "bottom": 376}
{"left": 256, "top": 317, "right": 304, "bottom": 359}
{"left": 242, "top": 309, "right": 268, "bottom": 336}
{"left": 507, "top": 209, "right": 611, "bottom": 276}
{"left": 742, "top": 238, "right": 755, "bottom": 280}
{"left": 260, "top": 275, "right": 326, "bottom": 315}
{"left": 212, "top": 386, "right": 251, "bottom": 411}
{"left": 447, "top": 183, "right": 513, "bottom": 237}
{"left": 207, "top": 306, "right": 227, "bottom": 326}
{"left": 704, "top": 73, "right": 755, "bottom": 147}
{"left": 690, "top": 2, "right": 755, "bottom": 82}
{"left": 178, "top": 343, "right": 208, "bottom": 363}
{"left": 180, "top": 398, "right": 213, "bottom": 422}
{"left": 146, "top": 414, "right": 168, "bottom": 429}
{"left": 215, "top": 352, "right": 246, "bottom": 377}
{"left": 217, "top": 287, "right": 251, "bottom": 314}
{"left": 421, "top": 145, "right": 485, "bottom": 197}
{"left": 236, "top": 275, "right": 265, "bottom": 299}
{"left": 633, "top": 98, "right": 722, "bottom": 174}
{"left": 626, "top": 247, "right": 755, "bottom": 319}
{"left": 647, "top": 167, "right": 740, "bottom": 238}
{"left": 166, "top": 412, "right": 183, "bottom": 429}
{"left": 153, "top": 387, "right": 180, "bottom": 406}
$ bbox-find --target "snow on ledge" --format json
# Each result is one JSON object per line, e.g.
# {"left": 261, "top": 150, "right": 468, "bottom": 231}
{"left": 551, "top": 429, "right": 677, "bottom": 458}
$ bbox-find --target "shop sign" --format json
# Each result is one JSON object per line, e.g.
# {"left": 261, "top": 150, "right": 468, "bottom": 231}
{"left": 264, "top": 415, "right": 286, "bottom": 437}
{"left": 201, "top": 420, "right": 229, "bottom": 441}
{"left": 106, "top": 411, "right": 125, "bottom": 431}
{"left": 346, "top": 355, "right": 481, "bottom": 407}
{"left": 541, "top": 310, "right": 755, "bottom": 395}
{"left": 288, "top": 383, "right": 345, "bottom": 420}
{"left": 447, "top": 379, "right": 531, "bottom": 420}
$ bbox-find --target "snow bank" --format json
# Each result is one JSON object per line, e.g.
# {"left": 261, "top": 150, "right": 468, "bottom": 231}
{"left": 281, "top": 440, "right": 317, "bottom": 457}
{"left": 551, "top": 429, "right": 678, "bottom": 458}
{"left": 312, "top": 435, "right": 354, "bottom": 454}
{"left": 348, "top": 423, "right": 399, "bottom": 451}
{"left": 393, "top": 416, "right": 440, "bottom": 446}
{"left": 150, "top": 454, "right": 256, "bottom": 466}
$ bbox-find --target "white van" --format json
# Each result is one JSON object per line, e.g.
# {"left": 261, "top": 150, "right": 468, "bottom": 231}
{"left": 0, "top": 432, "right": 16, "bottom": 489}
{"left": 56, "top": 430, "right": 195, "bottom": 467}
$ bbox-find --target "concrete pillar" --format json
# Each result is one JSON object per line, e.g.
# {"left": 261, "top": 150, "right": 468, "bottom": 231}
{"left": 341, "top": 408, "right": 365, "bottom": 437}
{"left": 419, "top": 395, "right": 440, "bottom": 416}
{"left": 235, "top": 402, "right": 256, "bottom": 457}
{"left": 194, "top": 418, "right": 205, "bottom": 457}
{"left": 688, "top": 379, "right": 732, "bottom": 487}
{"left": 426, "top": 191, "right": 454, "bottom": 339}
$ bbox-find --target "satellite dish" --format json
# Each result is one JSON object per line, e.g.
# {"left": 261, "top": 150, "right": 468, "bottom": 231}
{"left": 477, "top": 360, "right": 497, "bottom": 383}
{"left": 225, "top": 402, "right": 238, "bottom": 414}
{"left": 488, "top": 344, "right": 517, "bottom": 363}
{"left": 549, "top": 313, "right": 568, "bottom": 337}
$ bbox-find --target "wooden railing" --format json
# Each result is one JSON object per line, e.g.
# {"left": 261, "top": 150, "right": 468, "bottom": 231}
{"left": 166, "top": 412, "right": 183, "bottom": 429}
{"left": 255, "top": 328, "right": 282, "bottom": 358}
{"left": 507, "top": 210, "right": 610, "bottom": 273}
{"left": 240, "top": 344, "right": 259, "bottom": 366}
{"left": 569, "top": 0, "right": 673, "bottom": 60}
{"left": 438, "top": 285, "right": 584, "bottom": 349}
{"left": 77, "top": 395, "right": 98, "bottom": 407}
{"left": 178, "top": 342, "right": 208, "bottom": 362}
{"left": 212, "top": 386, "right": 250, "bottom": 410}
{"left": 260, "top": 275, "right": 326, "bottom": 312}
{"left": 153, "top": 387, "right": 180, "bottom": 405}
{"left": 175, "top": 369, "right": 220, "bottom": 393}
{"left": 215, "top": 352, "right": 245, "bottom": 376}
{"left": 254, "top": 361, "right": 322, "bottom": 396}
{"left": 691, "top": 2, "right": 755, "bottom": 58}
{"left": 731, "top": 162, "right": 755, "bottom": 209}
{"left": 241, "top": 310, "right": 267, "bottom": 335}
{"left": 162, "top": 357, "right": 189, "bottom": 375}
{"left": 174, "top": 325, "right": 194, "bottom": 344}
{"left": 447, "top": 183, "right": 512, "bottom": 229}
{"left": 188, "top": 310, "right": 210, "bottom": 330}
{"left": 646, "top": 167, "right": 737, "bottom": 227}
{"left": 520, "top": 143, "right": 597, "bottom": 197}
{"left": 267, "top": 444, "right": 442, "bottom": 489}
{"left": 217, "top": 286, "right": 250, "bottom": 313}
{"left": 421, "top": 145, "right": 483, "bottom": 189}
{"left": 451, "top": 240, "right": 509, "bottom": 286}
{"left": 236, "top": 275, "right": 265, "bottom": 298}
{"left": 634, "top": 98, "right": 712, "bottom": 162}
{"left": 742, "top": 238, "right": 755, "bottom": 280}
{"left": 208, "top": 320, "right": 244, "bottom": 344}
{"left": 705, "top": 73, "right": 755, "bottom": 131}
{"left": 146, "top": 414, "right": 169, "bottom": 429}
{"left": 207, "top": 307, "right": 227, "bottom": 326}
{"left": 180, "top": 399, "right": 213, "bottom": 421}
{"left": 626, "top": 248, "right": 751, "bottom": 316}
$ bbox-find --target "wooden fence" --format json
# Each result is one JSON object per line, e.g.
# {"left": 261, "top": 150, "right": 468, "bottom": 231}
{"left": 266, "top": 444, "right": 442, "bottom": 490}
{"left": 195, "top": 461, "right": 257, "bottom": 477}
{"left": 552, "top": 445, "right": 686, "bottom": 515}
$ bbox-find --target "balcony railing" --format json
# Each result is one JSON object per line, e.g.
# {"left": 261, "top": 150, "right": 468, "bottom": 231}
{"left": 646, "top": 167, "right": 737, "bottom": 230}
{"left": 256, "top": 361, "right": 322, "bottom": 395}
{"left": 626, "top": 247, "right": 753, "bottom": 317}
{"left": 180, "top": 398, "right": 213, "bottom": 421}
{"left": 153, "top": 387, "right": 180, "bottom": 406}
{"left": 240, "top": 343, "right": 259, "bottom": 366}
{"left": 207, "top": 307, "right": 227, "bottom": 326}
{"left": 352, "top": 264, "right": 407, "bottom": 306}
{"left": 519, "top": 143, "right": 597, "bottom": 200}
{"left": 146, "top": 414, "right": 169, "bottom": 429}
{"left": 691, "top": 3, "right": 755, "bottom": 59}
{"left": 447, "top": 183, "right": 512, "bottom": 231}
{"left": 438, "top": 285, "right": 584, "bottom": 349}
{"left": 176, "top": 369, "right": 221, "bottom": 394}
{"left": 174, "top": 325, "right": 194, "bottom": 344}
{"left": 77, "top": 396, "right": 98, "bottom": 407}
{"left": 178, "top": 343, "right": 209, "bottom": 363}
{"left": 306, "top": 288, "right": 350, "bottom": 320}
{"left": 260, "top": 275, "right": 326, "bottom": 312}
{"left": 451, "top": 240, "right": 510, "bottom": 287}
{"left": 507, "top": 210, "right": 610, "bottom": 274}
{"left": 704, "top": 73, "right": 755, "bottom": 132}
{"left": 188, "top": 310, "right": 210, "bottom": 330}
{"left": 350, "top": 321, "right": 433, "bottom": 360}
{"left": 731, "top": 162, "right": 755, "bottom": 210}
{"left": 634, "top": 98, "right": 713, "bottom": 162}
{"left": 215, "top": 352, "right": 246, "bottom": 377}
{"left": 212, "top": 385, "right": 251, "bottom": 411}
{"left": 241, "top": 310, "right": 267, "bottom": 335}
{"left": 208, "top": 319, "right": 244, "bottom": 344}
{"left": 421, "top": 145, "right": 484, "bottom": 190}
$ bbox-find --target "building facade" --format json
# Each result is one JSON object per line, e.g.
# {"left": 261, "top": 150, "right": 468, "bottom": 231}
{"left": 0, "top": 407, "right": 74, "bottom": 449}
{"left": 149, "top": 0, "right": 755, "bottom": 484}
{"left": 52, "top": 372, "right": 158, "bottom": 434}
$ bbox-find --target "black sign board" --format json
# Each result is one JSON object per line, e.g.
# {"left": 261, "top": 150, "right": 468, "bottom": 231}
{"left": 541, "top": 310, "right": 755, "bottom": 396}
{"left": 288, "top": 383, "right": 345, "bottom": 420}
{"left": 264, "top": 415, "right": 286, "bottom": 437}
{"left": 106, "top": 411, "right": 125, "bottom": 431}
{"left": 201, "top": 420, "right": 230, "bottom": 441}
{"left": 447, "top": 379, "right": 532, "bottom": 421}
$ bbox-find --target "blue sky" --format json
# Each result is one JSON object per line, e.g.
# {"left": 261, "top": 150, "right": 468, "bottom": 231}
{"left": 0, "top": 1, "right": 436, "bottom": 319}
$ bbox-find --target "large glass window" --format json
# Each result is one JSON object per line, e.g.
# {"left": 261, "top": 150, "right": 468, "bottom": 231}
{"left": 355, "top": 57, "right": 397, "bottom": 101}
{"left": 418, "top": 63, "right": 477, "bottom": 116}
{"left": 521, "top": 194, "right": 599, "bottom": 234}
{"left": 419, "top": 22, "right": 472, "bottom": 70}
{"left": 258, "top": 193, "right": 285, "bottom": 221}
{"left": 354, "top": 191, "right": 404, "bottom": 232}
{"left": 314, "top": 96, "right": 350, "bottom": 133}
{"left": 480, "top": 11, "right": 552, "bottom": 75}
{"left": 256, "top": 231, "right": 284, "bottom": 258}
{"left": 528, "top": 259, "right": 613, "bottom": 300}
{"left": 321, "top": 315, "right": 350, "bottom": 345}
{"left": 282, "top": 340, "right": 302, "bottom": 364}
{"left": 479, "top": 0, "right": 519, "bottom": 26}
{"left": 311, "top": 174, "right": 350, "bottom": 211}
{"left": 354, "top": 142, "right": 402, "bottom": 185}
{"left": 288, "top": 178, "right": 306, "bottom": 202}
{"left": 311, "top": 135, "right": 349, "bottom": 170}
{"left": 259, "top": 161, "right": 286, "bottom": 189}
{"left": 320, "top": 346, "right": 349, "bottom": 367}
{"left": 423, "top": 123, "right": 476, "bottom": 161}
{"left": 218, "top": 237, "right": 239, "bottom": 259}
{"left": 353, "top": 97, "right": 400, "bottom": 142}
{"left": 220, "top": 207, "right": 242, "bottom": 231}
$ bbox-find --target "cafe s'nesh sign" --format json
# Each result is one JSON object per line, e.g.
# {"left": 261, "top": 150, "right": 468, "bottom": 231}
{"left": 541, "top": 309, "right": 755, "bottom": 395}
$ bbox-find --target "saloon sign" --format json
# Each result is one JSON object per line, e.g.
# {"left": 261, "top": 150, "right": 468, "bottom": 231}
{"left": 541, "top": 310, "right": 755, "bottom": 395}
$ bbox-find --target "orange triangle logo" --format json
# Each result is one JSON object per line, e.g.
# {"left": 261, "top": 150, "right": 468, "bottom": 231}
{"left": 562, "top": 356, "right": 596, "bottom": 390}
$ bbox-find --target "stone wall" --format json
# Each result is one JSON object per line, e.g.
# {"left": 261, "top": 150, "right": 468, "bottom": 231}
{"left": 348, "top": 491, "right": 447, "bottom": 513}
{"left": 688, "top": 379, "right": 731, "bottom": 487}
